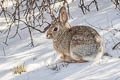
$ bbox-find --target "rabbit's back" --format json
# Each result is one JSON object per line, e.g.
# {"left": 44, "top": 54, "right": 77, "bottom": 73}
{"left": 69, "top": 26, "right": 103, "bottom": 58}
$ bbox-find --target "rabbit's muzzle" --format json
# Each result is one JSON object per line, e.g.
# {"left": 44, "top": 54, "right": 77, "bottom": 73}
{"left": 46, "top": 33, "right": 53, "bottom": 39}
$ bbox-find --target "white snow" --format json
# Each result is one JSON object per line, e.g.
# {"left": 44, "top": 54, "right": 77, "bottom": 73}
{"left": 0, "top": 0, "right": 120, "bottom": 80}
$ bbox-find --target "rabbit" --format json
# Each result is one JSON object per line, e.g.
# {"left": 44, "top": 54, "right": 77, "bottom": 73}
{"left": 46, "top": 6, "right": 104, "bottom": 63}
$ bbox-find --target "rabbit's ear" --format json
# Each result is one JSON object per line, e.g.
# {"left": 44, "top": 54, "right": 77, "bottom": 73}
{"left": 59, "top": 7, "right": 68, "bottom": 24}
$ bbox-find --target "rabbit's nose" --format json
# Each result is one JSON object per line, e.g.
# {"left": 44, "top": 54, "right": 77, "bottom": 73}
{"left": 46, "top": 34, "right": 51, "bottom": 39}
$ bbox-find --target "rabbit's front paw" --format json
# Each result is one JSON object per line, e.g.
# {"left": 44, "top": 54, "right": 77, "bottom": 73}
{"left": 60, "top": 55, "right": 75, "bottom": 63}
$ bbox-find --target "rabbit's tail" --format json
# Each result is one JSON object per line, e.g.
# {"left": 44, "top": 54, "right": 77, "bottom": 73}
{"left": 95, "top": 46, "right": 104, "bottom": 61}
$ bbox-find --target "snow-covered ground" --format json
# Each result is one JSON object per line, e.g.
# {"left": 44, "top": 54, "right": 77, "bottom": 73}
{"left": 0, "top": 0, "right": 120, "bottom": 80}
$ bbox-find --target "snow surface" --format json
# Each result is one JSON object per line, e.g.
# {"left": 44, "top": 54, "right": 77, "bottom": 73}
{"left": 0, "top": 0, "right": 120, "bottom": 80}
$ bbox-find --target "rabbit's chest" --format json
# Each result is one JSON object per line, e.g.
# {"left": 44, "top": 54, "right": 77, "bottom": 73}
{"left": 53, "top": 39, "right": 70, "bottom": 55}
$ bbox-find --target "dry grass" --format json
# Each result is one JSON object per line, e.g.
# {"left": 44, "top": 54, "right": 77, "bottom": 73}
{"left": 13, "top": 64, "right": 26, "bottom": 74}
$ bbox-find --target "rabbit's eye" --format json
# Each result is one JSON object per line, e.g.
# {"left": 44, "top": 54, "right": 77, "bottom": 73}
{"left": 53, "top": 27, "right": 58, "bottom": 31}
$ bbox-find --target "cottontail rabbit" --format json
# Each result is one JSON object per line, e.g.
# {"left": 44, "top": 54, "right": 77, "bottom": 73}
{"left": 46, "top": 6, "right": 103, "bottom": 63}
